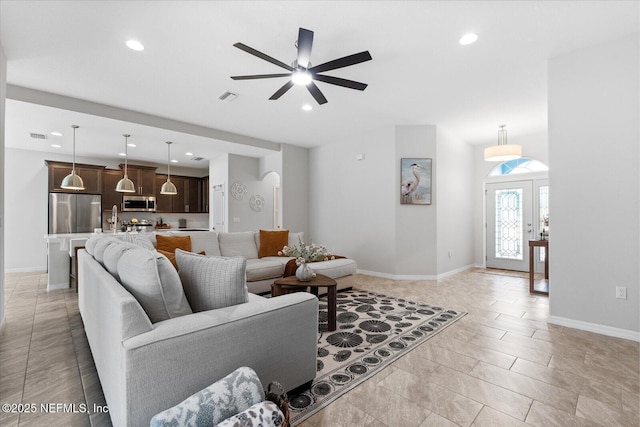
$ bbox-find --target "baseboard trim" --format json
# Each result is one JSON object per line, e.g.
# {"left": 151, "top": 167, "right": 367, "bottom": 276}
{"left": 5, "top": 266, "right": 47, "bottom": 273}
{"left": 548, "top": 315, "right": 640, "bottom": 342}
{"left": 356, "top": 264, "right": 473, "bottom": 281}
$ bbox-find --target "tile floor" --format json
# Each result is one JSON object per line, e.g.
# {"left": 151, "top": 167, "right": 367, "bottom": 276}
{"left": 1, "top": 269, "right": 638, "bottom": 426}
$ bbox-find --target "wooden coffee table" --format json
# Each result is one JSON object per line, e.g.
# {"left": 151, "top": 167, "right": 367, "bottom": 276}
{"left": 272, "top": 274, "right": 337, "bottom": 331}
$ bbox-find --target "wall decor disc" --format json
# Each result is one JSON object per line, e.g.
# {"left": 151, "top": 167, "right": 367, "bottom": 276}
{"left": 230, "top": 182, "right": 248, "bottom": 200}
{"left": 249, "top": 194, "right": 265, "bottom": 212}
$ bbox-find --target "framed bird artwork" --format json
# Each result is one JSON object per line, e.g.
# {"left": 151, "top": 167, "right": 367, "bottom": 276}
{"left": 401, "top": 158, "right": 432, "bottom": 205}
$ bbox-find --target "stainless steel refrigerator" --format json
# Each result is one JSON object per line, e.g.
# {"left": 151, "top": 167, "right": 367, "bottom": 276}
{"left": 49, "top": 193, "right": 102, "bottom": 234}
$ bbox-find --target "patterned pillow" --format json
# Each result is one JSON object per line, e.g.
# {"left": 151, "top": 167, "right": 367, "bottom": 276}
{"left": 176, "top": 250, "right": 248, "bottom": 311}
{"left": 150, "top": 367, "right": 265, "bottom": 427}
{"left": 216, "top": 401, "right": 284, "bottom": 427}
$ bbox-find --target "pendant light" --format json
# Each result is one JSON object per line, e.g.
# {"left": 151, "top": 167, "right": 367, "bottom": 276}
{"left": 115, "top": 134, "right": 136, "bottom": 193}
{"left": 61, "top": 125, "right": 86, "bottom": 190}
{"left": 160, "top": 141, "right": 178, "bottom": 195}
{"left": 484, "top": 124, "right": 522, "bottom": 162}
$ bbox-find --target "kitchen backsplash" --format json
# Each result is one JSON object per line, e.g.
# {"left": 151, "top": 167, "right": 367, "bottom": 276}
{"left": 103, "top": 212, "right": 209, "bottom": 231}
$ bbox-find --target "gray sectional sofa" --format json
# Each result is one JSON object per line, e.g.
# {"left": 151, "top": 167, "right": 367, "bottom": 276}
{"left": 77, "top": 230, "right": 356, "bottom": 426}
{"left": 162, "top": 230, "right": 358, "bottom": 294}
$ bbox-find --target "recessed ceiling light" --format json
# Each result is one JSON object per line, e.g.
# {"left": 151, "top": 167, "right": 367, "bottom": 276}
{"left": 118, "top": 152, "right": 126, "bottom": 156}
{"left": 171, "top": 159, "right": 178, "bottom": 163}
{"left": 50, "top": 132, "right": 63, "bottom": 137}
{"left": 127, "top": 143, "right": 136, "bottom": 147}
{"left": 51, "top": 144, "right": 62, "bottom": 148}
{"left": 459, "top": 33, "right": 478, "bottom": 45}
{"left": 302, "top": 104, "right": 313, "bottom": 111}
{"left": 126, "top": 40, "right": 145, "bottom": 51}
{"left": 185, "top": 152, "right": 193, "bottom": 156}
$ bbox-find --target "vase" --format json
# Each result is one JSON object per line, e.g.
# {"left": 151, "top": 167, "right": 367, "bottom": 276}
{"left": 296, "top": 262, "right": 314, "bottom": 282}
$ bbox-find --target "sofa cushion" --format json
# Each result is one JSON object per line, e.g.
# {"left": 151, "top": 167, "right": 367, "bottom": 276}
{"left": 156, "top": 234, "right": 192, "bottom": 254}
{"left": 176, "top": 250, "right": 248, "bottom": 311}
{"left": 218, "top": 231, "right": 259, "bottom": 259}
{"left": 93, "top": 236, "right": 121, "bottom": 265}
{"left": 170, "top": 231, "right": 221, "bottom": 256}
{"left": 149, "top": 366, "right": 264, "bottom": 427}
{"left": 103, "top": 241, "right": 137, "bottom": 280}
{"left": 306, "top": 258, "right": 358, "bottom": 279}
{"left": 117, "top": 248, "right": 193, "bottom": 323}
{"left": 258, "top": 229, "right": 289, "bottom": 258}
{"left": 245, "top": 258, "right": 285, "bottom": 282}
{"left": 84, "top": 235, "right": 100, "bottom": 256}
{"left": 125, "top": 233, "right": 155, "bottom": 250}
{"left": 288, "top": 232, "right": 304, "bottom": 247}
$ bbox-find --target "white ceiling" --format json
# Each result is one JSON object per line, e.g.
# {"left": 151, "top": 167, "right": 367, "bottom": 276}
{"left": 1, "top": 1, "right": 638, "bottom": 167}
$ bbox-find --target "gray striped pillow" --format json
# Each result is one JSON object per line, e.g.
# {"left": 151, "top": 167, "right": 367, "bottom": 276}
{"left": 176, "top": 249, "right": 248, "bottom": 311}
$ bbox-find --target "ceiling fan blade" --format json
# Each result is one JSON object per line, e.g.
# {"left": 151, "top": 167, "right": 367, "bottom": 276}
{"left": 313, "top": 74, "right": 368, "bottom": 91}
{"left": 307, "top": 81, "right": 328, "bottom": 105}
{"left": 309, "top": 51, "right": 372, "bottom": 74}
{"left": 297, "top": 27, "right": 314, "bottom": 69}
{"left": 233, "top": 42, "right": 294, "bottom": 71}
{"left": 231, "top": 73, "right": 292, "bottom": 80}
{"left": 269, "top": 81, "right": 295, "bottom": 100}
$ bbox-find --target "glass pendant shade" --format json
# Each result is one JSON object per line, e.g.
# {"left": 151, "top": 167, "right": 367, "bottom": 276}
{"left": 484, "top": 125, "right": 522, "bottom": 161}
{"left": 116, "top": 134, "right": 136, "bottom": 193}
{"left": 161, "top": 141, "right": 178, "bottom": 195}
{"left": 61, "top": 125, "right": 86, "bottom": 190}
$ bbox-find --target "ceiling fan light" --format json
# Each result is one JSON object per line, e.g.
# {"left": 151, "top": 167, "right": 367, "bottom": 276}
{"left": 61, "top": 170, "right": 85, "bottom": 190}
{"left": 160, "top": 180, "right": 178, "bottom": 195}
{"left": 115, "top": 175, "right": 136, "bottom": 193}
{"left": 292, "top": 70, "right": 312, "bottom": 85}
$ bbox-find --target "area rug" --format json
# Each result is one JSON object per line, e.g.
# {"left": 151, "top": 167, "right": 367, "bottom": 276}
{"left": 287, "top": 289, "right": 466, "bottom": 425}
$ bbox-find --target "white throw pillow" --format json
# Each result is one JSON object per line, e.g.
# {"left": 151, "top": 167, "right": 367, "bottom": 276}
{"left": 218, "top": 231, "right": 259, "bottom": 259}
{"left": 93, "top": 236, "right": 122, "bottom": 265}
{"left": 176, "top": 249, "right": 248, "bottom": 311}
{"left": 117, "top": 248, "right": 192, "bottom": 323}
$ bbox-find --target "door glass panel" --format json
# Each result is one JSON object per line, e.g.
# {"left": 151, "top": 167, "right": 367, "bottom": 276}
{"left": 539, "top": 185, "right": 549, "bottom": 261}
{"left": 495, "top": 188, "right": 523, "bottom": 260}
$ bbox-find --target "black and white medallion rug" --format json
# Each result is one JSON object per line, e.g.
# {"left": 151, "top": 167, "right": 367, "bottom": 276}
{"left": 287, "top": 289, "right": 466, "bottom": 425}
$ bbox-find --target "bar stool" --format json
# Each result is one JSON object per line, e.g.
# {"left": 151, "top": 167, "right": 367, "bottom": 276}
{"left": 69, "top": 238, "right": 88, "bottom": 292}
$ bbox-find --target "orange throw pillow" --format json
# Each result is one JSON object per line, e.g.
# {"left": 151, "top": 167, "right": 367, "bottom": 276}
{"left": 158, "top": 249, "right": 205, "bottom": 270}
{"left": 258, "top": 229, "right": 289, "bottom": 258}
{"left": 156, "top": 235, "right": 192, "bottom": 254}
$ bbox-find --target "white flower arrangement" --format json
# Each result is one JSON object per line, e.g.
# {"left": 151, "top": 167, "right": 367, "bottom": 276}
{"left": 278, "top": 237, "right": 336, "bottom": 266}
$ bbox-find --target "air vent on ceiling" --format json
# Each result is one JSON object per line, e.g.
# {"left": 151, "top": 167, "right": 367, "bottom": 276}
{"left": 190, "top": 157, "right": 205, "bottom": 162}
{"left": 30, "top": 132, "right": 47, "bottom": 140}
{"left": 218, "top": 91, "right": 237, "bottom": 102}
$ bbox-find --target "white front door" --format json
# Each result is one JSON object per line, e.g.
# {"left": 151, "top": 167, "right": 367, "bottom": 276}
{"left": 486, "top": 181, "right": 534, "bottom": 271}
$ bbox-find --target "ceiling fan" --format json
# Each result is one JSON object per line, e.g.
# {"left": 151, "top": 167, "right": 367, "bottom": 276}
{"left": 231, "top": 27, "right": 372, "bottom": 105}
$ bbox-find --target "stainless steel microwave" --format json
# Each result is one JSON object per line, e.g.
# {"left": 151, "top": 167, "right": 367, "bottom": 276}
{"left": 122, "top": 195, "right": 156, "bottom": 212}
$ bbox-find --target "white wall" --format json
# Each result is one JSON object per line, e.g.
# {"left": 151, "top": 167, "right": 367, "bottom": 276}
{"left": 310, "top": 126, "right": 396, "bottom": 272}
{"left": 227, "top": 154, "right": 275, "bottom": 232}
{"left": 395, "top": 126, "right": 438, "bottom": 276}
{"left": 1, "top": 42, "right": 7, "bottom": 327}
{"left": 281, "top": 145, "right": 309, "bottom": 238}
{"left": 472, "top": 131, "right": 549, "bottom": 266}
{"left": 548, "top": 34, "right": 639, "bottom": 336}
{"left": 436, "top": 128, "right": 474, "bottom": 275}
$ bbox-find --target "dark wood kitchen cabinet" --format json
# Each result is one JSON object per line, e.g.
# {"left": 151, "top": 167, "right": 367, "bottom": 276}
{"left": 102, "top": 169, "right": 124, "bottom": 212}
{"left": 119, "top": 164, "right": 156, "bottom": 196}
{"left": 154, "top": 175, "right": 204, "bottom": 213}
{"left": 46, "top": 161, "right": 104, "bottom": 194}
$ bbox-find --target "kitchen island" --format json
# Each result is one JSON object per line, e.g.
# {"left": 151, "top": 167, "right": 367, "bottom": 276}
{"left": 44, "top": 233, "right": 93, "bottom": 290}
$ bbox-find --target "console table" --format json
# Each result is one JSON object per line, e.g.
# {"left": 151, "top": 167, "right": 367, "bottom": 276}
{"left": 529, "top": 240, "right": 549, "bottom": 295}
